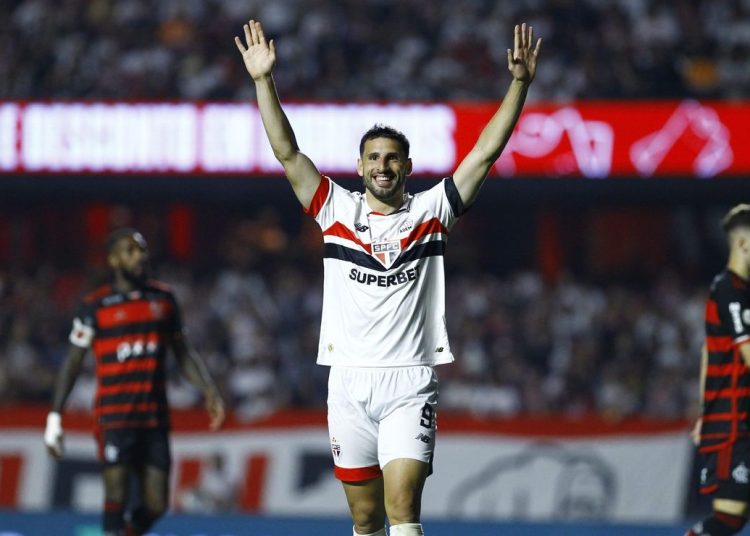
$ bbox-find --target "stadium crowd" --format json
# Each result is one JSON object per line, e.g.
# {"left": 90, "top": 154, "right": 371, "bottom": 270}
{"left": 0, "top": 206, "right": 709, "bottom": 422}
{"left": 1, "top": 0, "right": 749, "bottom": 102}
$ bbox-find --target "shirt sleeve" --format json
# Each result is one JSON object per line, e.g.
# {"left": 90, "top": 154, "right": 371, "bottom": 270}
{"left": 68, "top": 300, "right": 96, "bottom": 348}
{"left": 716, "top": 282, "right": 750, "bottom": 344}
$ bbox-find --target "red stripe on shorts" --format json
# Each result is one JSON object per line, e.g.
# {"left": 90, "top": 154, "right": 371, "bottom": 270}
{"left": 334, "top": 464, "right": 382, "bottom": 482}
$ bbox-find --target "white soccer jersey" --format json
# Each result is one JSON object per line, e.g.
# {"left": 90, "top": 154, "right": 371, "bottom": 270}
{"left": 306, "top": 175, "right": 465, "bottom": 367}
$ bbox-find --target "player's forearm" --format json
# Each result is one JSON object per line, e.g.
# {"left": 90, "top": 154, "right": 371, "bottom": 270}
{"left": 254, "top": 75, "right": 301, "bottom": 163}
{"left": 177, "top": 349, "right": 220, "bottom": 399}
{"left": 471, "top": 79, "right": 529, "bottom": 163}
{"left": 50, "top": 348, "right": 86, "bottom": 413}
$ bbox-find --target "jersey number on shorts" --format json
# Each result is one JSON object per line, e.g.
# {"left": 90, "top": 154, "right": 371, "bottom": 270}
{"left": 420, "top": 403, "right": 435, "bottom": 429}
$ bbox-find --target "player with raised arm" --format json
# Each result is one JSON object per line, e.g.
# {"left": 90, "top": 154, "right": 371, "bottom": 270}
{"left": 687, "top": 205, "right": 750, "bottom": 536}
{"left": 236, "top": 20, "right": 540, "bottom": 536}
{"left": 44, "top": 228, "right": 225, "bottom": 536}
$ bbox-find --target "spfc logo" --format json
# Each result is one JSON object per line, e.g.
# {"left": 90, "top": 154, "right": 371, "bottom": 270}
{"left": 372, "top": 240, "right": 401, "bottom": 269}
{"left": 331, "top": 437, "right": 341, "bottom": 460}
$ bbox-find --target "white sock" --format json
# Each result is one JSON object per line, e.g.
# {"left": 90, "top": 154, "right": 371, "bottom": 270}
{"left": 389, "top": 523, "right": 424, "bottom": 536}
{"left": 353, "top": 526, "right": 386, "bottom": 536}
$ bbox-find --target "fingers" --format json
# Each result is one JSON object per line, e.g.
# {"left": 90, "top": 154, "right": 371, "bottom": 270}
{"left": 234, "top": 36, "right": 246, "bottom": 54}
{"left": 513, "top": 24, "right": 521, "bottom": 61}
{"left": 46, "top": 438, "right": 63, "bottom": 458}
{"left": 249, "top": 20, "right": 260, "bottom": 45}
{"left": 256, "top": 21, "right": 267, "bottom": 46}
{"left": 527, "top": 24, "right": 532, "bottom": 50}
{"left": 533, "top": 37, "right": 542, "bottom": 57}
{"left": 243, "top": 23, "right": 252, "bottom": 46}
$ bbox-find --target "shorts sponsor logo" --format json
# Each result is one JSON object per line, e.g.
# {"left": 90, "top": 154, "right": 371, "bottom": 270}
{"left": 349, "top": 265, "right": 420, "bottom": 287}
{"left": 415, "top": 433, "right": 431, "bottom": 444}
{"left": 733, "top": 462, "right": 749, "bottom": 484}
{"left": 398, "top": 220, "right": 414, "bottom": 234}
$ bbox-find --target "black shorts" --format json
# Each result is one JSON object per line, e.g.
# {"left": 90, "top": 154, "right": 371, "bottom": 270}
{"left": 700, "top": 440, "right": 750, "bottom": 501}
{"left": 96, "top": 427, "right": 171, "bottom": 471}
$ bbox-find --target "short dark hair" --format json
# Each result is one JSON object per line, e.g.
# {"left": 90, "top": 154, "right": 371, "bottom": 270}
{"left": 721, "top": 204, "right": 750, "bottom": 236}
{"left": 359, "top": 124, "right": 410, "bottom": 158}
{"left": 106, "top": 227, "right": 147, "bottom": 253}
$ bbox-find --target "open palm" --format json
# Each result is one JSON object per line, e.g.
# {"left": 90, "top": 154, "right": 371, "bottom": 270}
{"left": 507, "top": 23, "right": 542, "bottom": 83}
{"left": 235, "top": 20, "right": 276, "bottom": 81}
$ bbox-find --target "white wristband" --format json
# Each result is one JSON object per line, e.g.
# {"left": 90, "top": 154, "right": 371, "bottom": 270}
{"left": 47, "top": 412, "right": 62, "bottom": 428}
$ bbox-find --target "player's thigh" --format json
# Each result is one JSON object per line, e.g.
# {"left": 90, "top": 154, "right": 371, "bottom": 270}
{"left": 382, "top": 458, "right": 430, "bottom": 510}
{"left": 139, "top": 465, "right": 170, "bottom": 513}
{"left": 101, "top": 464, "right": 130, "bottom": 503}
{"left": 136, "top": 428, "right": 171, "bottom": 509}
{"left": 377, "top": 367, "right": 438, "bottom": 469}
{"left": 342, "top": 476, "right": 386, "bottom": 524}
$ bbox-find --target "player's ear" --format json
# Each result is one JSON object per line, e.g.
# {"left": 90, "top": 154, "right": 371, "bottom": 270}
{"left": 405, "top": 158, "right": 413, "bottom": 176}
{"left": 356, "top": 157, "right": 364, "bottom": 177}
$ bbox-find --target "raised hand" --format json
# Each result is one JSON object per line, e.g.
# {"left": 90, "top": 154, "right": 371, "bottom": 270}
{"left": 235, "top": 20, "right": 276, "bottom": 81}
{"left": 205, "top": 391, "right": 226, "bottom": 431}
{"left": 507, "top": 23, "right": 542, "bottom": 84}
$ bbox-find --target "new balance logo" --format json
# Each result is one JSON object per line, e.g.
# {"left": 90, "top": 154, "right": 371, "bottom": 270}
{"left": 415, "top": 433, "right": 431, "bottom": 444}
{"left": 355, "top": 223, "right": 369, "bottom": 232}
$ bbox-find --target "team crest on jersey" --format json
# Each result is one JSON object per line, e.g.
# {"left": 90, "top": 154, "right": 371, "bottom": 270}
{"left": 150, "top": 301, "right": 165, "bottom": 319}
{"left": 372, "top": 240, "right": 401, "bottom": 269}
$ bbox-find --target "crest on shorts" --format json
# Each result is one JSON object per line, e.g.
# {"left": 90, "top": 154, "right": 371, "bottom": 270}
{"left": 733, "top": 462, "right": 749, "bottom": 484}
{"left": 372, "top": 240, "right": 401, "bottom": 269}
{"left": 104, "top": 443, "right": 119, "bottom": 463}
{"left": 331, "top": 437, "right": 341, "bottom": 460}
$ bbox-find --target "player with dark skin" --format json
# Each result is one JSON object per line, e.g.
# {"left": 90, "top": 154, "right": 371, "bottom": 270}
{"left": 45, "top": 229, "right": 225, "bottom": 536}
{"left": 236, "top": 20, "right": 540, "bottom": 536}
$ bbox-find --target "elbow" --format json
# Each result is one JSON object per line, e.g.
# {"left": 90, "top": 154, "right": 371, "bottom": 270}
{"left": 273, "top": 148, "right": 296, "bottom": 163}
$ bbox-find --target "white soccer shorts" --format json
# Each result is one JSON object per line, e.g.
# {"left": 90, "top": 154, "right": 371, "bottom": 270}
{"left": 327, "top": 365, "right": 438, "bottom": 482}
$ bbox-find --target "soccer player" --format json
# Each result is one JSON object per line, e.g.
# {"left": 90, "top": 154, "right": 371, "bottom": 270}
{"left": 687, "top": 204, "right": 750, "bottom": 536}
{"left": 44, "top": 228, "right": 225, "bottom": 536}
{"left": 235, "top": 19, "right": 540, "bottom": 536}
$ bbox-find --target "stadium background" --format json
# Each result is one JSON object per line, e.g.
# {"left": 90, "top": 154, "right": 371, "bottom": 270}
{"left": 1, "top": 0, "right": 749, "bottom": 534}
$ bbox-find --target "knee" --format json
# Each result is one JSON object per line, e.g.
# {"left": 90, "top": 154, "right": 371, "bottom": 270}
{"left": 349, "top": 496, "right": 385, "bottom": 533}
{"left": 144, "top": 500, "right": 168, "bottom": 520}
{"left": 384, "top": 490, "right": 420, "bottom": 525}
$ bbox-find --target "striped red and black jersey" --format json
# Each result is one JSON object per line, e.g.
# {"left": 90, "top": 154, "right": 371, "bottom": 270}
{"left": 68, "top": 280, "right": 183, "bottom": 431}
{"left": 699, "top": 269, "right": 750, "bottom": 452}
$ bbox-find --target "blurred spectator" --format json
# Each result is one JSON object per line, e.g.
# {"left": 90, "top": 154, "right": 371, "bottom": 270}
{"left": 2, "top": 0, "right": 748, "bottom": 102}
{"left": 175, "top": 452, "right": 238, "bottom": 513}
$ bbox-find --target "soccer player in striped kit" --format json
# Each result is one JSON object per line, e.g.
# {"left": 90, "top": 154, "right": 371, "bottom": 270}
{"left": 44, "top": 228, "right": 225, "bottom": 536}
{"left": 688, "top": 205, "right": 750, "bottom": 536}
{"left": 236, "top": 19, "right": 540, "bottom": 536}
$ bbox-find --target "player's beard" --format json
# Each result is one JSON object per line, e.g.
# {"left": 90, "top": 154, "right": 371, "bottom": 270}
{"left": 363, "top": 171, "right": 405, "bottom": 204}
{"left": 122, "top": 264, "right": 149, "bottom": 286}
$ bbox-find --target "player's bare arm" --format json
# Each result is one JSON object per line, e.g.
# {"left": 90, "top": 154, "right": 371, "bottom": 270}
{"left": 235, "top": 19, "right": 321, "bottom": 209}
{"left": 171, "top": 333, "right": 226, "bottom": 431}
{"left": 44, "top": 345, "right": 87, "bottom": 458}
{"left": 453, "top": 23, "right": 542, "bottom": 207}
